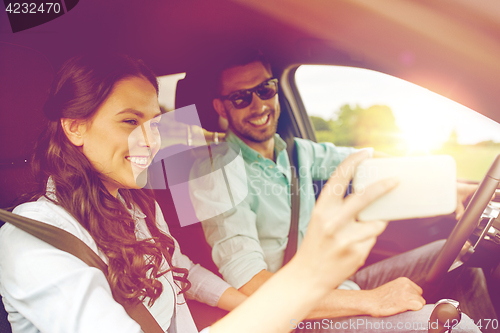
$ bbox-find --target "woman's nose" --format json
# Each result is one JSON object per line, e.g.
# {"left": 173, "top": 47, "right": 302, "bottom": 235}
{"left": 138, "top": 123, "right": 159, "bottom": 150}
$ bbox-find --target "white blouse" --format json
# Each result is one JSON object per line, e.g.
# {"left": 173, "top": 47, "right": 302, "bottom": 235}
{"left": 0, "top": 194, "right": 229, "bottom": 333}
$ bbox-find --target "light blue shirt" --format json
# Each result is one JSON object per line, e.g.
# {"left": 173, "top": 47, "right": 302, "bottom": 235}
{"left": 190, "top": 131, "right": 361, "bottom": 289}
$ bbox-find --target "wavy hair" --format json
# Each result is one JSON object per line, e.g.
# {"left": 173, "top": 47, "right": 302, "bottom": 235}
{"left": 30, "top": 53, "right": 190, "bottom": 306}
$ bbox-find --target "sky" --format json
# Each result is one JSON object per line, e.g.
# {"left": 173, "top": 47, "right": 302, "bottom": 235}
{"left": 295, "top": 65, "right": 500, "bottom": 151}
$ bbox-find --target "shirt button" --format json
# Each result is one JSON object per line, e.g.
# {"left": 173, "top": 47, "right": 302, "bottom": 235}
{"left": 269, "top": 165, "right": 274, "bottom": 169}
{"left": 258, "top": 155, "right": 262, "bottom": 159}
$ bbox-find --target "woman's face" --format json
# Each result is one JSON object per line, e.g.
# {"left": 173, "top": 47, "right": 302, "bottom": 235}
{"left": 77, "top": 76, "right": 161, "bottom": 196}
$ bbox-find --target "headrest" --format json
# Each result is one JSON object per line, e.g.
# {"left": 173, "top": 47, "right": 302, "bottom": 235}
{"left": 175, "top": 71, "right": 222, "bottom": 133}
{"left": 0, "top": 43, "right": 54, "bottom": 163}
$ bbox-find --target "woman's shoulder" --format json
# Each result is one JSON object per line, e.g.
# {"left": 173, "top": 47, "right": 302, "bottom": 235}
{"left": 3, "top": 197, "right": 97, "bottom": 251}
{"left": 13, "top": 197, "right": 79, "bottom": 229}
{"left": 13, "top": 197, "right": 68, "bottom": 220}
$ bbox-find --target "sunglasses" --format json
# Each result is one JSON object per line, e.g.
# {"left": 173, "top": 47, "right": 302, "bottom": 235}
{"left": 219, "top": 78, "right": 278, "bottom": 109}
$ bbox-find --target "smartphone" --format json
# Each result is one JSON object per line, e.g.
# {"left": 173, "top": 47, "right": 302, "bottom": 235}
{"left": 352, "top": 155, "right": 457, "bottom": 221}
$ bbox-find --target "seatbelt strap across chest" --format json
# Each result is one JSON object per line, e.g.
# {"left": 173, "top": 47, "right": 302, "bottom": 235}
{"left": 0, "top": 208, "right": 165, "bottom": 333}
{"left": 282, "top": 142, "right": 300, "bottom": 266}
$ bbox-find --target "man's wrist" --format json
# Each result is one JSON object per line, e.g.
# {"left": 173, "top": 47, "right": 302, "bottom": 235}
{"left": 355, "top": 290, "right": 376, "bottom": 315}
{"left": 307, "top": 289, "right": 376, "bottom": 319}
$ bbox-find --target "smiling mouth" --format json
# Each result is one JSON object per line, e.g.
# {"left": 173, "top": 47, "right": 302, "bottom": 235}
{"left": 126, "top": 156, "right": 151, "bottom": 169}
{"left": 248, "top": 114, "right": 270, "bottom": 127}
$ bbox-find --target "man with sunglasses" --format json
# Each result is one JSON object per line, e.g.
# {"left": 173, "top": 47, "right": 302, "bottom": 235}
{"left": 189, "top": 49, "right": 496, "bottom": 332}
{"left": 212, "top": 65, "right": 280, "bottom": 151}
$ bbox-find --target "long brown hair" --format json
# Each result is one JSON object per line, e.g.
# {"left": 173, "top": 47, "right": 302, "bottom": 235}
{"left": 30, "top": 54, "right": 190, "bottom": 306}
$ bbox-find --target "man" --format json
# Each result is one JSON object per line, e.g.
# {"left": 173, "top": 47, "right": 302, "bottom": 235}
{"left": 189, "top": 49, "right": 496, "bottom": 331}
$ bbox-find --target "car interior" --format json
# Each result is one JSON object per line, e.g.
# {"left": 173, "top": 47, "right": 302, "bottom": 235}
{"left": 1, "top": 0, "right": 500, "bottom": 332}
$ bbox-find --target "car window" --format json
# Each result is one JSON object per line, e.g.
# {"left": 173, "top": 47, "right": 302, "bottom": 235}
{"left": 295, "top": 65, "right": 500, "bottom": 182}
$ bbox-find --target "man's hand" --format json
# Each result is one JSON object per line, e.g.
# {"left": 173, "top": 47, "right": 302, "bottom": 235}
{"left": 455, "top": 183, "right": 478, "bottom": 220}
{"left": 363, "top": 277, "right": 426, "bottom": 317}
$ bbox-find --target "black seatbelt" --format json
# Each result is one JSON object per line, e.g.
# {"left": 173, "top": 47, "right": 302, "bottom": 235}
{"left": 283, "top": 142, "right": 300, "bottom": 266}
{"left": 0, "top": 208, "right": 166, "bottom": 333}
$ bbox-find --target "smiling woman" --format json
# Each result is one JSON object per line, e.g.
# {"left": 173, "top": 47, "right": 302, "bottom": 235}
{"left": 61, "top": 77, "right": 162, "bottom": 195}
{"left": 0, "top": 54, "right": 217, "bottom": 332}
{"left": 0, "top": 53, "right": 408, "bottom": 333}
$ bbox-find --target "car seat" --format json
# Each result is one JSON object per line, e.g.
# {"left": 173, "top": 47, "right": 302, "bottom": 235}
{"left": 168, "top": 66, "right": 304, "bottom": 330}
{"left": 153, "top": 71, "right": 229, "bottom": 330}
{"left": 0, "top": 42, "right": 54, "bottom": 333}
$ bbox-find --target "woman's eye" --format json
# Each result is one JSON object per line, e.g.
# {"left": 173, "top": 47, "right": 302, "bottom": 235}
{"left": 124, "top": 119, "right": 138, "bottom": 126}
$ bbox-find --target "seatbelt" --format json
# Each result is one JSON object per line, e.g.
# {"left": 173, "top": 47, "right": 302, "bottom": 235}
{"left": 282, "top": 142, "right": 300, "bottom": 266}
{"left": 0, "top": 208, "right": 166, "bottom": 333}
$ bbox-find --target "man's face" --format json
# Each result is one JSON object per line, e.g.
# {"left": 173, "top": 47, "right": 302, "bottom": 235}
{"left": 218, "top": 61, "right": 280, "bottom": 144}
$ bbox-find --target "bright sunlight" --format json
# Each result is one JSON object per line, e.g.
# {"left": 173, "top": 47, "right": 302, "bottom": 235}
{"left": 295, "top": 65, "right": 500, "bottom": 180}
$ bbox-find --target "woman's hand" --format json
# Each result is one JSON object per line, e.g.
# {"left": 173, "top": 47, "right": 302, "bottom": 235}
{"left": 292, "top": 150, "right": 398, "bottom": 294}
{"left": 211, "top": 150, "right": 398, "bottom": 333}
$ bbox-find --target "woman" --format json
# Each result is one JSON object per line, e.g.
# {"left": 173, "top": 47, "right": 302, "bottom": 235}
{"left": 0, "top": 54, "right": 393, "bottom": 333}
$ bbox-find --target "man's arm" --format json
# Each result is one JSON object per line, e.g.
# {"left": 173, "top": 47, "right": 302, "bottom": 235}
{"left": 299, "top": 139, "right": 359, "bottom": 180}
{"left": 238, "top": 269, "right": 273, "bottom": 295}
{"left": 216, "top": 287, "right": 248, "bottom": 311}
{"left": 239, "top": 270, "right": 425, "bottom": 319}
{"left": 189, "top": 153, "right": 269, "bottom": 288}
{"left": 211, "top": 151, "right": 396, "bottom": 333}
{"left": 308, "top": 277, "right": 425, "bottom": 318}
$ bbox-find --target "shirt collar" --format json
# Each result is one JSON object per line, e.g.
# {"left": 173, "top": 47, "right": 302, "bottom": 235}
{"left": 225, "top": 130, "right": 287, "bottom": 163}
{"left": 46, "top": 177, "right": 57, "bottom": 201}
{"left": 118, "top": 192, "right": 147, "bottom": 220}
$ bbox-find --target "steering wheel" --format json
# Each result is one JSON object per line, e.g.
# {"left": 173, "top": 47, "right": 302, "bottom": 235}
{"left": 426, "top": 155, "right": 500, "bottom": 283}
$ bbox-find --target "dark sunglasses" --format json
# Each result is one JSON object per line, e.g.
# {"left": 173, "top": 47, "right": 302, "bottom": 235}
{"left": 220, "top": 78, "right": 278, "bottom": 109}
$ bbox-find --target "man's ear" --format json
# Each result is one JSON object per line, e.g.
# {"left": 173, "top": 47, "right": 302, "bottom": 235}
{"left": 213, "top": 98, "right": 228, "bottom": 119}
{"left": 61, "top": 118, "right": 86, "bottom": 146}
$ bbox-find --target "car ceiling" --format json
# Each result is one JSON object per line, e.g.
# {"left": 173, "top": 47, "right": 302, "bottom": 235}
{"left": 1, "top": 0, "right": 500, "bottom": 122}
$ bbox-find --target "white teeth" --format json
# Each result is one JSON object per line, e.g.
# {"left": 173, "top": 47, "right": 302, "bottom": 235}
{"left": 249, "top": 114, "right": 269, "bottom": 126}
{"left": 126, "top": 157, "right": 148, "bottom": 166}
